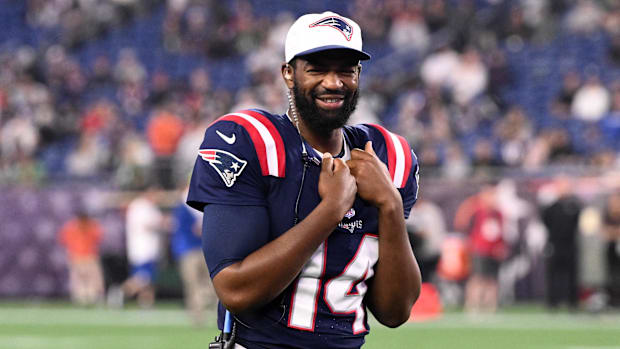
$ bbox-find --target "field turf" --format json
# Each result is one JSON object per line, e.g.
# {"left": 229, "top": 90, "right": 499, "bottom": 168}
{"left": 1, "top": 302, "right": 619, "bottom": 349}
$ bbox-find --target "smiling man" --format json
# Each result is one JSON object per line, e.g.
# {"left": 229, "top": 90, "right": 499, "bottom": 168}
{"left": 187, "top": 11, "right": 421, "bottom": 349}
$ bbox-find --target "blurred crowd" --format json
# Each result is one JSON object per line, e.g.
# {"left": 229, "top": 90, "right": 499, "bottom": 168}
{"left": 0, "top": 0, "right": 619, "bottom": 189}
{"left": 405, "top": 175, "right": 620, "bottom": 313}
{"left": 2, "top": 0, "right": 620, "bottom": 313}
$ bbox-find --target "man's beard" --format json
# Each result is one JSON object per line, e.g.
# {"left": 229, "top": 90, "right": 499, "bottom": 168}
{"left": 292, "top": 83, "right": 359, "bottom": 136}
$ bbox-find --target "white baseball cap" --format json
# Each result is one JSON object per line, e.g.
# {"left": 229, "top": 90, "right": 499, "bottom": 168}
{"left": 284, "top": 11, "right": 371, "bottom": 63}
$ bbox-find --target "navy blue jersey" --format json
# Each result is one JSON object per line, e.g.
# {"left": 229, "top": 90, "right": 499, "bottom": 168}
{"left": 187, "top": 109, "right": 419, "bottom": 349}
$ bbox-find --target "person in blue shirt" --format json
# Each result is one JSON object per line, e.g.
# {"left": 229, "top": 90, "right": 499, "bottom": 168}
{"left": 171, "top": 188, "right": 217, "bottom": 326}
{"left": 188, "top": 11, "right": 421, "bottom": 348}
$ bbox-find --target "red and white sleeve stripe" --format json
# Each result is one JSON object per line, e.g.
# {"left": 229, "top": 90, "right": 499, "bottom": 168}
{"left": 216, "top": 110, "right": 286, "bottom": 177}
{"left": 368, "top": 124, "right": 413, "bottom": 188}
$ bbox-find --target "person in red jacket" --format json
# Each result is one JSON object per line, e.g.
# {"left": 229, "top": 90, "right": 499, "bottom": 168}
{"left": 454, "top": 181, "right": 506, "bottom": 313}
{"left": 58, "top": 210, "right": 104, "bottom": 306}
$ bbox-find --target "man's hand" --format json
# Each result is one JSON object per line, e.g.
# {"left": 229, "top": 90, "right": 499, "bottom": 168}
{"left": 347, "top": 141, "right": 400, "bottom": 209}
{"left": 319, "top": 153, "right": 357, "bottom": 220}
{"left": 348, "top": 141, "right": 420, "bottom": 327}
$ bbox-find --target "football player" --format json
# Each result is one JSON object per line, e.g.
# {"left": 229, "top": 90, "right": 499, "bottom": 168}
{"left": 188, "top": 11, "right": 421, "bottom": 349}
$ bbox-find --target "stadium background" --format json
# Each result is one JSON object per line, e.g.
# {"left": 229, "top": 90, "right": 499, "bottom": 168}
{"left": 0, "top": 0, "right": 620, "bottom": 348}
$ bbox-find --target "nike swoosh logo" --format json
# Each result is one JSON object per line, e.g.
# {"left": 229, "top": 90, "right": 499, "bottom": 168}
{"left": 216, "top": 130, "right": 236, "bottom": 144}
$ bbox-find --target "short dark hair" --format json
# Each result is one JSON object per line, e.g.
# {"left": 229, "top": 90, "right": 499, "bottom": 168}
{"left": 288, "top": 57, "right": 299, "bottom": 69}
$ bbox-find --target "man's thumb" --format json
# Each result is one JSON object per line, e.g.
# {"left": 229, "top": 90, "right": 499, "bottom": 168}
{"left": 322, "top": 153, "right": 333, "bottom": 173}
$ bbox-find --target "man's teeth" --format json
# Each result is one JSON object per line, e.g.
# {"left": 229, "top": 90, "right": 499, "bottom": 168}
{"left": 322, "top": 98, "right": 341, "bottom": 103}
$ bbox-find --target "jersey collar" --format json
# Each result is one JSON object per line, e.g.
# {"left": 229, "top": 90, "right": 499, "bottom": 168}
{"left": 285, "top": 111, "right": 350, "bottom": 162}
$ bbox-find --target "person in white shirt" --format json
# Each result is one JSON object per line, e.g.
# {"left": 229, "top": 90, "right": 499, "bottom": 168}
{"left": 121, "top": 186, "right": 165, "bottom": 308}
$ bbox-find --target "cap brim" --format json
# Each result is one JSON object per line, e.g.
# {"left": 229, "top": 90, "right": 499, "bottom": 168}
{"left": 290, "top": 45, "right": 371, "bottom": 62}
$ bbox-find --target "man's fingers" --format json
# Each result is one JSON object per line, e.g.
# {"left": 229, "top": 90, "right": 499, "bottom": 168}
{"left": 351, "top": 141, "right": 376, "bottom": 160}
{"left": 345, "top": 159, "right": 356, "bottom": 170}
{"left": 333, "top": 158, "right": 348, "bottom": 172}
{"left": 322, "top": 153, "right": 334, "bottom": 174}
{"left": 365, "top": 141, "right": 376, "bottom": 155}
{"left": 350, "top": 148, "right": 367, "bottom": 160}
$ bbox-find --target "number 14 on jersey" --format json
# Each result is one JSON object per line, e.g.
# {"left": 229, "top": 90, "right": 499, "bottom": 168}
{"left": 288, "top": 234, "right": 379, "bottom": 334}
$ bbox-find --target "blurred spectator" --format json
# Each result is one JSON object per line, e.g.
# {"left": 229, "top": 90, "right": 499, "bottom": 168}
{"left": 436, "top": 233, "right": 471, "bottom": 307}
{"left": 114, "top": 131, "right": 154, "bottom": 189}
{"left": 547, "top": 128, "right": 577, "bottom": 164}
{"left": 540, "top": 176, "right": 582, "bottom": 309}
{"left": 406, "top": 198, "right": 447, "bottom": 282}
{"left": 420, "top": 46, "right": 459, "bottom": 90}
{"left": 114, "top": 48, "right": 146, "bottom": 85}
{"left": 496, "top": 5, "right": 535, "bottom": 42}
{"left": 229, "top": 0, "right": 262, "bottom": 56}
{"left": 497, "top": 179, "right": 532, "bottom": 246}
{"left": 494, "top": 106, "right": 534, "bottom": 167}
{"left": 246, "top": 33, "right": 288, "bottom": 82}
{"left": 146, "top": 109, "right": 185, "bottom": 189}
{"left": 524, "top": 128, "right": 577, "bottom": 169}
{"left": 571, "top": 75, "right": 611, "bottom": 122}
{"left": 417, "top": 141, "right": 441, "bottom": 177}
{"left": 602, "top": 191, "right": 620, "bottom": 307}
{"left": 394, "top": 89, "right": 426, "bottom": 145}
{"left": 171, "top": 188, "right": 216, "bottom": 326}
{"left": 181, "top": 5, "right": 210, "bottom": 54}
{"left": 89, "top": 55, "right": 113, "bottom": 87}
{"left": 546, "top": 100, "right": 573, "bottom": 129}
{"left": 148, "top": 70, "right": 172, "bottom": 106}
{"left": 0, "top": 115, "right": 39, "bottom": 162}
{"left": 173, "top": 116, "right": 209, "bottom": 187}
{"left": 65, "top": 133, "right": 110, "bottom": 177}
{"left": 486, "top": 49, "right": 512, "bottom": 109}
{"left": 162, "top": 1, "right": 183, "bottom": 52}
{"left": 349, "top": 0, "right": 389, "bottom": 43}
{"left": 454, "top": 181, "right": 506, "bottom": 313}
{"left": 600, "top": 86, "right": 620, "bottom": 149}
{"left": 449, "top": 47, "right": 488, "bottom": 106}
{"left": 58, "top": 210, "right": 104, "bottom": 306}
{"left": 564, "top": 0, "right": 605, "bottom": 34}
{"left": 604, "top": 5, "right": 620, "bottom": 37}
{"left": 427, "top": 100, "right": 453, "bottom": 143}
{"left": 388, "top": 2, "right": 429, "bottom": 53}
{"left": 121, "top": 186, "right": 165, "bottom": 308}
{"left": 609, "top": 34, "right": 620, "bottom": 66}
{"left": 441, "top": 141, "right": 470, "bottom": 180}
{"left": 554, "top": 71, "right": 582, "bottom": 113}
{"left": 424, "top": 0, "right": 450, "bottom": 33}
{"left": 471, "top": 138, "right": 502, "bottom": 178}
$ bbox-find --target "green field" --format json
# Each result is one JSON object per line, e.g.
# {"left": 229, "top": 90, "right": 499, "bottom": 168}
{"left": 1, "top": 302, "right": 619, "bottom": 349}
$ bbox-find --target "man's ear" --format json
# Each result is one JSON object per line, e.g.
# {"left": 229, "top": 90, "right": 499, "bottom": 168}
{"left": 282, "top": 63, "right": 295, "bottom": 89}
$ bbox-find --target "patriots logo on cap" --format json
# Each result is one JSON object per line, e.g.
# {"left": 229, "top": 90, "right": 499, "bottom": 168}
{"left": 199, "top": 149, "right": 247, "bottom": 187}
{"left": 309, "top": 16, "right": 353, "bottom": 41}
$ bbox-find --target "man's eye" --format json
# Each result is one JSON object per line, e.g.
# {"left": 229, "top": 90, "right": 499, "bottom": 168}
{"left": 338, "top": 70, "right": 356, "bottom": 77}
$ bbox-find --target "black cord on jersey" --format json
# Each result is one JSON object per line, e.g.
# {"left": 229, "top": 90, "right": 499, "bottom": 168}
{"left": 294, "top": 142, "right": 311, "bottom": 225}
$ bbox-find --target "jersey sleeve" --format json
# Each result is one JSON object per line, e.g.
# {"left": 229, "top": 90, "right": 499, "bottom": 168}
{"left": 202, "top": 204, "right": 271, "bottom": 278}
{"left": 401, "top": 149, "right": 420, "bottom": 218}
{"left": 362, "top": 124, "right": 420, "bottom": 219}
{"left": 187, "top": 118, "right": 268, "bottom": 211}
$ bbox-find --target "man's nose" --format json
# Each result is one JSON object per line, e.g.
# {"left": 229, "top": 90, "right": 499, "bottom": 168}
{"left": 322, "top": 72, "right": 344, "bottom": 90}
